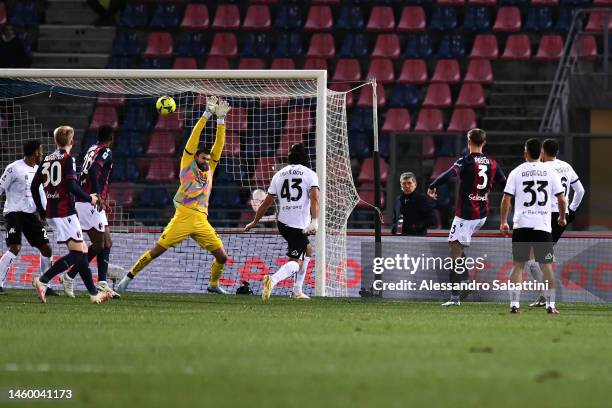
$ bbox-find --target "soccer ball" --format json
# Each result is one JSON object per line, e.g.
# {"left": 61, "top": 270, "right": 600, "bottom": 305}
{"left": 156, "top": 96, "right": 176, "bottom": 115}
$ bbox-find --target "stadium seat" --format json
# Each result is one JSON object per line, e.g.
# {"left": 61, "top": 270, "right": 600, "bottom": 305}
{"left": 328, "top": 83, "right": 355, "bottom": 108}
{"left": 209, "top": 33, "right": 238, "bottom": 58}
{"left": 437, "top": 34, "right": 466, "bottom": 59}
{"left": 555, "top": 7, "right": 577, "bottom": 32}
{"left": 455, "top": 83, "right": 485, "bottom": 108}
{"left": 138, "top": 187, "right": 172, "bottom": 209}
{"left": 531, "top": 0, "right": 559, "bottom": 4}
{"left": 238, "top": 58, "right": 265, "bottom": 70}
{"left": 366, "top": 59, "right": 394, "bottom": 84}
{"left": 241, "top": 33, "right": 271, "bottom": 57}
{"left": 524, "top": 7, "right": 553, "bottom": 32}
{"left": 389, "top": 84, "right": 420, "bottom": 109}
{"left": 464, "top": 59, "right": 493, "bottom": 84}
{"left": 574, "top": 34, "right": 597, "bottom": 61}
{"left": 242, "top": 5, "right": 271, "bottom": 30}
{"left": 398, "top": 59, "right": 428, "bottom": 84}
{"left": 276, "top": 132, "right": 305, "bottom": 158}
{"left": 502, "top": 34, "right": 532, "bottom": 60}
{"left": 123, "top": 105, "right": 153, "bottom": 131}
{"left": 304, "top": 6, "right": 333, "bottom": 31}
{"left": 180, "top": 4, "right": 209, "bottom": 30}
{"left": 212, "top": 4, "right": 240, "bottom": 30}
{"left": 226, "top": 107, "right": 248, "bottom": 134}
{"left": 154, "top": 114, "right": 183, "bottom": 132}
{"left": 594, "top": 0, "right": 612, "bottom": 4}
{"left": 339, "top": 33, "right": 369, "bottom": 58}
{"left": 348, "top": 132, "right": 372, "bottom": 159}
{"left": 108, "top": 183, "right": 136, "bottom": 208}
{"left": 535, "top": 35, "right": 564, "bottom": 61}
{"left": 97, "top": 93, "right": 125, "bottom": 108}
{"left": 284, "top": 108, "right": 313, "bottom": 134}
{"left": 332, "top": 59, "right": 362, "bottom": 83}
{"left": 252, "top": 157, "right": 280, "bottom": 184}
{"left": 273, "top": 33, "right": 304, "bottom": 57}
{"left": 112, "top": 32, "right": 141, "bottom": 57}
{"left": 89, "top": 107, "right": 118, "bottom": 130}
{"left": 270, "top": 58, "right": 295, "bottom": 69}
{"left": 113, "top": 132, "right": 144, "bottom": 158}
{"left": 422, "top": 84, "right": 452, "bottom": 109}
{"left": 430, "top": 157, "right": 457, "bottom": 180}
{"left": 303, "top": 57, "right": 327, "bottom": 70}
{"left": 274, "top": 4, "right": 303, "bottom": 30}
{"left": 438, "top": 0, "right": 467, "bottom": 5}
{"left": 430, "top": 7, "right": 458, "bottom": 31}
{"left": 415, "top": 109, "right": 444, "bottom": 132}
{"left": 423, "top": 135, "right": 435, "bottom": 159}
{"left": 224, "top": 134, "right": 241, "bottom": 157}
{"left": 176, "top": 32, "right": 207, "bottom": 58}
{"left": 464, "top": 6, "right": 492, "bottom": 31}
{"left": 447, "top": 108, "right": 477, "bottom": 132}
{"left": 119, "top": 3, "right": 148, "bottom": 28}
{"left": 371, "top": 34, "right": 401, "bottom": 59}
{"left": 141, "top": 58, "right": 172, "bottom": 70}
{"left": 357, "top": 183, "right": 385, "bottom": 209}
{"left": 397, "top": 6, "right": 426, "bottom": 32}
{"left": 403, "top": 34, "right": 433, "bottom": 59}
{"left": 470, "top": 34, "right": 499, "bottom": 59}
{"left": 145, "top": 158, "right": 176, "bottom": 182}
{"left": 173, "top": 57, "right": 197, "bottom": 69}
{"left": 307, "top": 34, "right": 335, "bottom": 58}
{"left": 349, "top": 108, "right": 374, "bottom": 133}
{"left": 0, "top": 2, "right": 8, "bottom": 26}
{"left": 149, "top": 4, "right": 181, "bottom": 29}
{"left": 204, "top": 56, "right": 230, "bottom": 70}
{"left": 336, "top": 5, "right": 365, "bottom": 31}
{"left": 357, "top": 84, "right": 386, "bottom": 108}
{"left": 146, "top": 131, "right": 177, "bottom": 156}
{"left": 431, "top": 60, "right": 461, "bottom": 84}
{"left": 143, "top": 32, "right": 173, "bottom": 58}
{"left": 381, "top": 108, "right": 411, "bottom": 132}
{"left": 367, "top": 6, "right": 395, "bottom": 32}
{"left": 586, "top": 10, "right": 612, "bottom": 32}
{"left": 358, "top": 158, "right": 388, "bottom": 185}
{"left": 493, "top": 7, "right": 522, "bottom": 32}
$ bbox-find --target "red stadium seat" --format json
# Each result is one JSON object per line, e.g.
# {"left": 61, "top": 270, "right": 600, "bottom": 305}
{"left": 573, "top": 35, "right": 597, "bottom": 61}
{"left": 397, "top": 6, "right": 426, "bottom": 32}
{"left": 367, "top": 6, "right": 395, "bottom": 32}
{"left": 238, "top": 58, "right": 265, "bottom": 70}
{"left": 493, "top": 7, "right": 521, "bottom": 32}
{"left": 224, "top": 134, "right": 241, "bottom": 157}
{"left": 332, "top": 59, "right": 362, "bottom": 82}
{"left": 97, "top": 93, "right": 125, "bottom": 107}
{"left": 204, "top": 56, "right": 229, "bottom": 69}
{"left": 502, "top": 34, "right": 531, "bottom": 60}
{"left": 212, "top": 4, "right": 240, "bottom": 30}
{"left": 89, "top": 107, "right": 118, "bottom": 130}
{"left": 242, "top": 5, "right": 271, "bottom": 30}
{"left": 328, "top": 83, "right": 354, "bottom": 108}
{"left": 145, "top": 157, "right": 176, "bottom": 182}
{"left": 437, "top": 0, "right": 466, "bottom": 5}
{"left": 304, "top": 6, "right": 333, "bottom": 31}
{"left": 226, "top": 107, "right": 248, "bottom": 134}
{"left": 306, "top": 34, "right": 335, "bottom": 58}
{"left": 285, "top": 108, "right": 313, "bottom": 134}
{"left": 154, "top": 113, "right": 183, "bottom": 132}
{"left": 398, "top": 59, "right": 428, "bottom": 84}
{"left": 252, "top": 157, "right": 280, "bottom": 185}
{"left": 146, "top": 131, "right": 177, "bottom": 156}
{"left": 357, "top": 84, "right": 386, "bottom": 108}
{"left": 303, "top": 57, "right": 328, "bottom": 70}
{"left": 415, "top": 109, "right": 444, "bottom": 132}
{"left": 422, "top": 84, "right": 452, "bottom": 109}
{"left": 356, "top": 183, "right": 385, "bottom": 209}
{"left": 447, "top": 108, "right": 477, "bottom": 132}
{"left": 271, "top": 58, "right": 295, "bottom": 69}
{"left": 209, "top": 33, "right": 238, "bottom": 58}
{"left": 108, "top": 183, "right": 136, "bottom": 208}
{"left": 311, "top": 0, "right": 339, "bottom": 4}
{"left": 382, "top": 108, "right": 411, "bottom": 133}
{"left": 173, "top": 57, "right": 197, "bottom": 69}
{"left": 468, "top": 0, "right": 496, "bottom": 4}
{"left": 144, "top": 32, "right": 173, "bottom": 58}
{"left": 423, "top": 135, "right": 435, "bottom": 159}
{"left": 430, "top": 157, "right": 457, "bottom": 180}
{"left": 470, "top": 34, "right": 499, "bottom": 59}
{"left": 535, "top": 35, "right": 564, "bottom": 61}
{"left": 594, "top": 0, "right": 612, "bottom": 5}
{"left": 366, "top": 59, "right": 394, "bottom": 84}
{"left": 276, "top": 132, "right": 305, "bottom": 158}
{"left": 531, "top": 0, "right": 558, "bottom": 5}
{"left": 464, "top": 59, "right": 493, "bottom": 84}
{"left": 371, "top": 34, "right": 401, "bottom": 59}
{"left": 180, "top": 4, "right": 209, "bottom": 30}
{"left": 0, "top": 2, "right": 6, "bottom": 25}
{"left": 455, "top": 83, "right": 485, "bottom": 108}
{"left": 586, "top": 10, "right": 612, "bottom": 32}
{"left": 358, "top": 158, "right": 388, "bottom": 185}
{"left": 431, "top": 59, "right": 461, "bottom": 84}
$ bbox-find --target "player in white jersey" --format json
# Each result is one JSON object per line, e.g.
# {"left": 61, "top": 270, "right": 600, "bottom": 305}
{"left": 528, "top": 138, "right": 586, "bottom": 307}
{"left": 0, "top": 140, "right": 57, "bottom": 295}
{"left": 244, "top": 144, "right": 319, "bottom": 300}
{"left": 500, "top": 138, "right": 567, "bottom": 314}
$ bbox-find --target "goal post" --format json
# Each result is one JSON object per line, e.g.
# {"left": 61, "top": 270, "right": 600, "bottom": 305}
{"left": 0, "top": 68, "right": 358, "bottom": 297}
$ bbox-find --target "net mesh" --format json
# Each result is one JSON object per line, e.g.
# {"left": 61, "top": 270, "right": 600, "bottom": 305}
{"left": 0, "top": 73, "right": 359, "bottom": 297}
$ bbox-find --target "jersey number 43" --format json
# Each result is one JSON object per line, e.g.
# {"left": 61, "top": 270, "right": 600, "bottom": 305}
{"left": 280, "top": 178, "right": 303, "bottom": 202}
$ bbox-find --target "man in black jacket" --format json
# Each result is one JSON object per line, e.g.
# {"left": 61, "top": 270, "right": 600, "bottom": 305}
{"left": 391, "top": 172, "right": 436, "bottom": 236}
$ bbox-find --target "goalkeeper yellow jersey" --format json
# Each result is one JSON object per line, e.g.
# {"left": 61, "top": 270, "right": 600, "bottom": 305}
{"left": 173, "top": 114, "right": 225, "bottom": 215}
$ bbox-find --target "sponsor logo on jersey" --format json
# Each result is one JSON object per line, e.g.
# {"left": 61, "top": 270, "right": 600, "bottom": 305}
{"left": 469, "top": 193, "right": 488, "bottom": 201}
{"left": 8, "top": 228, "right": 16, "bottom": 234}
{"left": 46, "top": 192, "right": 60, "bottom": 199}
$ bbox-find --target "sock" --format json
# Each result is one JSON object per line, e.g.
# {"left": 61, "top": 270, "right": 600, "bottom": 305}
{"left": 545, "top": 288, "right": 556, "bottom": 309}
{"left": 271, "top": 261, "right": 299, "bottom": 286}
{"left": 39, "top": 256, "right": 52, "bottom": 277}
{"left": 510, "top": 289, "right": 521, "bottom": 308}
{"left": 0, "top": 251, "right": 17, "bottom": 287}
{"left": 87, "top": 245, "right": 97, "bottom": 263}
{"left": 294, "top": 257, "right": 310, "bottom": 294}
{"left": 130, "top": 251, "right": 153, "bottom": 278}
{"left": 69, "top": 245, "right": 101, "bottom": 279}
{"left": 209, "top": 259, "right": 224, "bottom": 287}
{"left": 73, "top": 253, "right": 97, "bottom": 295}
{"left": 41, "top": 251, "right": 81, "bottom": 284}
{"left": 97, "top": 248, "right": 110, "bottom": 283}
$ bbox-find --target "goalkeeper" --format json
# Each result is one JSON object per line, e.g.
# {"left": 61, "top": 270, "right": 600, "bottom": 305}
{"left": 117, "top": 96, "right": 231, "bottom": 294}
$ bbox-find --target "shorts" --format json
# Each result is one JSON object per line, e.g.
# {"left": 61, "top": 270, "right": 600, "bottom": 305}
{"left": 278, "top": 221, "right": 309, "bottom": 260}
{"left": 448, "top": 216, "right": 486, "bottom": 246}
{"left": 550, "top": 212, "right": 568, "bottom": 244}
{"left": 4, "top": 212, "right": 49, "bottom": 248}
{"left": 512, "top": 228, "right": 554, "bottom": 264}
{"left": 47, "top": 214, "right": 84, "bottom": 244}
{"left": 76, "top": 202, "right": 108, "bottom": 233}
{"left": 157, "top": 205, "right": 223, "bottom": 252}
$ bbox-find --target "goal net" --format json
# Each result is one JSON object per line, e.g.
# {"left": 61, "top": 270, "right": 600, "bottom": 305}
{"left": 0, "top": 69, "right": 359, "bottom": 297}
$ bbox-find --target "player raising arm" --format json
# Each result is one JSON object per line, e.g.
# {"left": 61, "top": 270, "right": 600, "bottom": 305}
{"left": 117, "top": 96, "right": 231, "bottom": 294}
{"left": 245, "top": 143, "right": 319, "bottom": 300}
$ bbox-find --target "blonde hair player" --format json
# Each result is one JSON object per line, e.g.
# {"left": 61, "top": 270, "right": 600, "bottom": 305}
{"left": 116, "top": 96, "right": 231, "bottom": 294}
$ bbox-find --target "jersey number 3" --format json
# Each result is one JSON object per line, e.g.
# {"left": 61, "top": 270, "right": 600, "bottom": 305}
{"left": 41, "top": 161, "right": 62, "bottom": 187}
{"left": 280, "top": 178, "right": 303, "bottom": 202}
{"left": 476, "top": 165, "right": 488, "bottom": 190}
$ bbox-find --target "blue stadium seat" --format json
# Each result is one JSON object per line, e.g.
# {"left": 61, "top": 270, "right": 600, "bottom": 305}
{"left": 211, "top": 185, "right": 242, "bottom": 208}
{"left": 403, "top": 34, "right": 432, "bottom": 58}
{"left": 348, "top": 132, "right": 372, "bottom": 159}
{"left": 219, "top": 158, "right": 247, "bottom": 182}
{"left": 119, "top": 3, "right": 149, "bottom": 29}
{"left": 437, "top": 34, "right": 466, "bottom": 59}
{"left": 273, "top": 33, "right": 304, "bottom": 57}
{"left": 149, "top": 3, "right": 182, "bottom": 29}
{"left": 9, "top": 0, "right": 38, "bottom": 28}
{"left": 498, "top": 0, "right": 528, "bottom": 5}
{"left": 176, "top": 32, "right": 207, "bottom": 58}
{"left": 242, "top": 33, "right": 271, "bottom": 58}
{"left": 81, "top": 132, "right": 98, "bottom": 155}
{"left": 108, "top": 56, "right": 132, "bottom": 69}
{"left": 140, "top": 58, "right": 171, "bottom": 70}
{"left": 430, "top": 7, "right": 458, "bottom": 31}
{"left": 274, "top": 4, "right": 303, "bottom": 29}
{"left": 379, "top": 133, "right": 390, "bottom": 161}
{"left": 464, "top": 7, "right": 491, "bottom": 32}
{"left": 138, "top": 187, "right": 171, "bottom": 208}
{"left": 349, "top": 108, "right": 374, "bottom": 133}
{"left": 525, "top": 7, "right": 553, "bottom": 32}
{"left": 339, "top": 33, "right": 369, "bottom": 58}
{"left": 247, "top": 108, "right": 282, "bottom": 157}
{"left": 555, "top": 8, "right": 577, "bottom": 32}
{"left": 388, "top": 84, "right": 420, "bottom": 109}
{"left": 336, "top": 5, "right": 365, "bottom": 31}
{"left": 123, "top": 105, "right": 153, "bottom": 132}
{"left": 112, "top": 159, "right": 140, "bottom": 182}
{"left": 112, "top": 31, "right": 141, "bottom": 57}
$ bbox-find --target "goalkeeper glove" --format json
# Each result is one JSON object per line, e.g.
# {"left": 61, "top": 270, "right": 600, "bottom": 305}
{"left": 302, "top": 219, "right": 318, "bottom": 235}
{"left": 216, "top": 100, "right": 231, "bottom": 121}
{"left": 204, "top": 95, "right": 218, "bottom": 118}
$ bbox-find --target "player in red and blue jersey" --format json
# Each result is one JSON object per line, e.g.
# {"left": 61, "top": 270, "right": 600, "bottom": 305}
{"left": 428, "top": 128, "right": 506, "bottom": 306}
{"left": 30, "top": 125, "right": 111, "bottom": 304}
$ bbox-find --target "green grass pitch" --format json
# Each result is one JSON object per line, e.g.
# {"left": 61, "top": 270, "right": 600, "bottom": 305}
{"left": 1, "top": 290, "right": 611, "bottom": 408}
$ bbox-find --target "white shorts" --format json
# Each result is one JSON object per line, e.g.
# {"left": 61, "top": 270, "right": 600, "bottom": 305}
{"left": 75, "top": 202, "right": 108, "bottom": 232}
{"left": 448, "top": 216, "right": 486, "bottom": 246}
{"left": 48, "top": 214, "right": 84, "bottom": 244}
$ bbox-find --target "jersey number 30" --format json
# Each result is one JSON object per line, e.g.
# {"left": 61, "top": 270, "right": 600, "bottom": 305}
{"left": 280, "top": 178, "right": 303, "bottom": 202}
{"left": 41, "top": 161, "right": 62, "bottom": 187}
